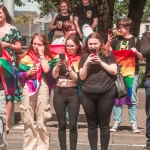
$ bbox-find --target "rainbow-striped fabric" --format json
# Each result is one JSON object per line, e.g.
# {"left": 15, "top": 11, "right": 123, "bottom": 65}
{"left": 112, "top": 50, "right": 135, "bottom": 105}
{"left": 0, "top": 50, "right": 16, "bottom": 95}
{"left": 17, "top": 50, "right": 57, "bottom": 96}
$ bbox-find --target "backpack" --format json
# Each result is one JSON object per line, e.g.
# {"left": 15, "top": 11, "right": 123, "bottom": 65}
{"left": 0, "top": 116, "right": 4, "bottom": 139}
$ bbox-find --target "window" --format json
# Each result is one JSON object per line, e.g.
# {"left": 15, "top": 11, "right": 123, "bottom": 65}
{"left": 145, "top": 25, "right": 150, "bottom": 32}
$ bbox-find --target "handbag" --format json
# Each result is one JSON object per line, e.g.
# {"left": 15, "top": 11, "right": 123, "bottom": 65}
{"left": 115, "top": 63, "right": 128, "bottom": 98}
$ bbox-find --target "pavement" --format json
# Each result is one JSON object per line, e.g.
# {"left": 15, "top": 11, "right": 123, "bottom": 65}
{"left": 7, "top": 88, "right": 147, "bottom": 150}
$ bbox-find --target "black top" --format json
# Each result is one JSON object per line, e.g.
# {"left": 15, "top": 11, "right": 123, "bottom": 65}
{"left": 110, "top": 35, "right": 141, "bottom": 73}
{"left": 73, "top": 3, "right": 99, "bottom": 30}
{"left": 79, "top": 53, "right": 116, "bottom": 93}
{"left": 141, "top": 35, "right": 150, "bottom": 78}
{"left": 55, "top": 13, "right": 71, "bottom": 31}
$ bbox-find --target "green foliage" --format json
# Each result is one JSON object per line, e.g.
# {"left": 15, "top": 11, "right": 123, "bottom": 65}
{"left": 15, "top": 14, "right": 34, "bottom": 24}
{"left": 113, "top": 0, "right": 129, "bottom": 24}
{"left": 138, "top": 65, "right": 146, "bottom": 88}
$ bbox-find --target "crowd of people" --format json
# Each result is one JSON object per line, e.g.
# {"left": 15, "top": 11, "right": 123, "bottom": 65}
{"left": 0, "top": 0, "right": 150, "bottom": 150}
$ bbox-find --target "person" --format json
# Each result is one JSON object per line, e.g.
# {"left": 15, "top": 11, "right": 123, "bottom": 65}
{"left": 106, "top": 18, "right": 144, "bottom": 132}
{"left": 0, "top": 78, "right": 7, "bottom": 149}
{"left": 52, "top": 20, "right": 77, "bottom": 45}
{"left": 79, "top": 32, "right": 117, "bottom": 150}
{"left": 0, "top": 5, "right": 22, "bottom": 133}
{"left": 52, "top": 35, "right": 82, "bottom": 150}
{"left": 73, "top": 0, "right": 99, "bottom": 40}
{"left": 49, "top": 0, "right": 73, "bottom": 43}
{"left": 141, "top": 33, "right": 150, "bottom": 150}
{"left": 17, "top": 33, "right": 53, "bottom": 150}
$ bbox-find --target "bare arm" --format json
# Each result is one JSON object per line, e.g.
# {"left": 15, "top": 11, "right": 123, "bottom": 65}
{"left": 91, "top": 18, "right": 98, "bottom": 30}
{"left": 2, "top": 40, "right": 21, "bottom": 52}
{"left": 74, "top": 16, "right": 83, "bottom": 39}
{"left": 49, "top": 14, "right": 58, "bottom": 30}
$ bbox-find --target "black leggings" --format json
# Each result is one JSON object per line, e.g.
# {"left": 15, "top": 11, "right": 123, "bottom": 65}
{"left": 53, "top": 86, "right": 80, "bottom": 150}
{"left": 81, "top": 85, "right": 116, "bottom": 150}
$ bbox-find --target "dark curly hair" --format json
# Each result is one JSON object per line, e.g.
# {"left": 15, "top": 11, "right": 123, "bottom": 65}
{"left": 83, "top": 32, "right": 110, "bottom": 57}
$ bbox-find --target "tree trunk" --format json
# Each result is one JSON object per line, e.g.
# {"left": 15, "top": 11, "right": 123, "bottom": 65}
{"left": 97, "top": 0, "right": 115, "bottom": 42}
{"left": 128, "top": 0, "right": 147, "bottom": 36}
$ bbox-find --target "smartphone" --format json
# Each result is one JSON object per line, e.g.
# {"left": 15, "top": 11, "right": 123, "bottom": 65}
{"left": 59, "top": 53, "right": 65, "bottom": 60}
{"left": 108, "top": 29, "right": 113, "bottom": 35}
{"left": 90, "top": 49, "right": 96, "bottom": 55}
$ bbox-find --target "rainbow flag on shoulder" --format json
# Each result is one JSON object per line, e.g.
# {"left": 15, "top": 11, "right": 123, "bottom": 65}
{"left": 0, "top": 50, "right": 16, "bottom": 95}
{"left": 112, "top": 50, "right": 135, "bottom": 105}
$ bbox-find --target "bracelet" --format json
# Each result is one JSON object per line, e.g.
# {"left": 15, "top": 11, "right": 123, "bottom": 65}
{"left": 54, "top": 70, "right": 59, "bottom": 73}
{"left": 67, "top": 69, "right": 72, "bottom": 72}
{"left": 39, "top": 55, "right": 45, "bottom": 61}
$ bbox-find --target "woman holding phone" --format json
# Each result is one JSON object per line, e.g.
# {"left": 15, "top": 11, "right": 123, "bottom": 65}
{"left": 17, "top": 33, "right": 53, "bottom": 150}
{"left": 52, "top": 35, "right": 82, "bottom": 150}
{"left": 79, "top": 32, "right": 117, "bottom": 150}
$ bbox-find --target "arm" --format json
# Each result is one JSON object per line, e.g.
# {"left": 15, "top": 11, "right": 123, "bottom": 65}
{"left": 49, "top": 14, "right": 58, "bottom": 30}
{"left": 74, "top": 16, "right": 83, "bottom": 39}
{"left": 63, "top": 59, "right": 78, "bottom": 81}
{"left": 2, "top": 40, "right": 21, "bottom": 52}
{"left": 79, "top": 54, "right": 94, "bottom": 80}
{"left": 91, "top": 18, "right": 98, "bottom": 30}
{"left": 70, "top": 15, "right": 73, "bottom": 21}
{"left": 130, "top": 48, "right": 145, "bottom": 60}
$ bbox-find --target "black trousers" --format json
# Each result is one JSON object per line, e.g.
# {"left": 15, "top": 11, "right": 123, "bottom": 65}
{"left": 53, "top": 86, "right": 80, "bottom": 150}
{"left": 81, "top": 85, "right": 116, "bottom": 150}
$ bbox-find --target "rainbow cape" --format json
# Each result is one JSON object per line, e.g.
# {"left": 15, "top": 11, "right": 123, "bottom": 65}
{"left": 112, "top": 50, "right": 135, "bottom": 105}
{"left": 0, "top": 50, "right": 16, "bottom": 95}
{"left": 49, "top": 44, "right": 66, "bottom": 58}
{"left": 17, "top": 50, "right": 57, "bottom": 96}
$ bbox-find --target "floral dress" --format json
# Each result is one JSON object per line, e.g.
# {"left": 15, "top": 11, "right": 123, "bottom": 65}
{"left": 1, "top": 26, "right": 22, "bottom": 103}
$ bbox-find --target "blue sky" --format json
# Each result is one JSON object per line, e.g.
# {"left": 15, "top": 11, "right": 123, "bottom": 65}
{"left": 15, "top": 0, "right": 40, "bottom": 14}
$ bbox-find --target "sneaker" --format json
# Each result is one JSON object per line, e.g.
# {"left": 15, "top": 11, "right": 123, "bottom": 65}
{"left": 131, "top": 123, "right": 140, "bottom": 133}
{"left": 110, "top": 123, "right": 120, "bottom": 132}
{"left": 143, "top": 144, "right": 150, "bottom": 150}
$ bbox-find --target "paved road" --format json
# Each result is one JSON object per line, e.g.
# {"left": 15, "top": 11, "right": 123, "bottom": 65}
{"left": 7, "top": 88, "right": 147, "bottom": 150}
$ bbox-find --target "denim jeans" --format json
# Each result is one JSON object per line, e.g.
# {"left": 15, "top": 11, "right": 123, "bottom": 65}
{"left": 145, "top": 79, "right": 150, "bottom": 145}
{"left": 113, "top": 74, "right": 139, "bottom": 123}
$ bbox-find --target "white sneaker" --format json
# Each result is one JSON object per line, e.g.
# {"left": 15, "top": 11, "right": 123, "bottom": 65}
{"left": 110, "top": 123, "right": 120, "bottom": 132}
{"left": 131, "top": 123, "right": 140, "bottom": 133}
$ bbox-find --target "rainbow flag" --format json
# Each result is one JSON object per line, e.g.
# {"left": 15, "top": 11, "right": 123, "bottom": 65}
{"left": 0, "top": 50, "right": 16, "bottom": 95}
{"left": 17, "top": 50, "right": 57, "bottom": 95}
{"left": 112, "top": 50, "right": 135, "bottom": 105}
{"left": 49, "top": 44, "right": 66, "bottom": 58}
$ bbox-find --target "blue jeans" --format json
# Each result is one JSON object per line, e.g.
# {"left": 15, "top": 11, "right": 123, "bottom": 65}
{"left": 113, "top": 74, "right": 139, "bottom": 123}
{"left": 145, "top": 79, "right": 150, "bottom": 145}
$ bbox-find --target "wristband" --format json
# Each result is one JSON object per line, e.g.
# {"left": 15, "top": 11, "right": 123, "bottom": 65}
{"left": 39, "top": 55, "right": 45, "bottom": 61}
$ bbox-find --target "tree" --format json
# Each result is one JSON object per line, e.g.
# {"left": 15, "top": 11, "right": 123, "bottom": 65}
{"left": 14, "top": 0, "right": 148, "bottom": 39}
{"left": 15, "top": 14, "right": 34, "bottom": 24}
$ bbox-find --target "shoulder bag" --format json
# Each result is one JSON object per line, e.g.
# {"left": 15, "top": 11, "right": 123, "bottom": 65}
{"left": 115, "top": 62, "right": 128, "bottom": 98}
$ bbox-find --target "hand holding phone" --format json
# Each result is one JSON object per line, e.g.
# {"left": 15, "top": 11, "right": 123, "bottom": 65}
{"left": 89, "top": 49, "right": 96, "bottom": 55}
{"left": 108, "top": 29, "right": 113, "bottom": 35}
{"left": 59, "top": 53, "right": 65, "bottom": 60}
